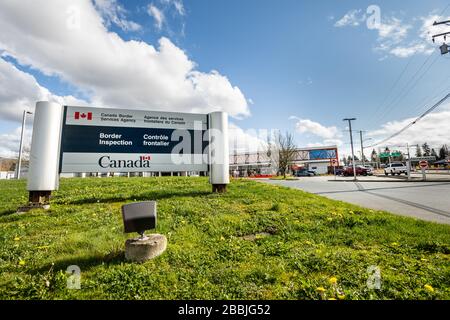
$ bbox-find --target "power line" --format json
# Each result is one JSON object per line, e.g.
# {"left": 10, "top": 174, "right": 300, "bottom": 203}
{"left": 365, "top": 93, "right": 450, "bottom": 149}
{"left": 410, "top": 77, "right": 450, "bottom": 115}
{"left": 369, "top": 56, "right": 415, "bottom": 122}
{"left": 439, "top": 3, "right": 450, "bottom": 15}
{"left": 375, "top": 53, "right": 439, "bottom": 125}
{"left": 369, "top": 3, "right": 450, "bottom": 127}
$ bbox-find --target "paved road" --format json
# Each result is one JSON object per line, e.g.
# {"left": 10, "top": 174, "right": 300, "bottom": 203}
{"left": 262, "top": 176, "right": 450, "bottom": 225}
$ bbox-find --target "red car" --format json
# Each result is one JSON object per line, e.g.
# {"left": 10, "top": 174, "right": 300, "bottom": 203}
{"left": 343, "top": 166, "right": 369, "bottom": 176}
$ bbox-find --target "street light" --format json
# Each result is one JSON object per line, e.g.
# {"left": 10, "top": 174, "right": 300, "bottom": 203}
{"left": 343, "top": 118, "right": 357, "bottom": 181}
{"left": 16, "top": 110, "right": 33, "bottom": 179}
{"left": 359, "top": 131, "right": 373, "bottom": 167}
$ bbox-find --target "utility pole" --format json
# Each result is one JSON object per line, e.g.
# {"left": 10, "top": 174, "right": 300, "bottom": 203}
{"left": 16, "top": 110, "right": 32, "bottom": 179}
{"left": 432, "top": 20, "right": 450, "bottom": 55}
{"left": 359, "top": 131, "right": 365, "bottom": 167}
{"left": 343, "top": 118, "right": 357, "bottom": 181}
{"left": 406, "top": 143, "right": 412, "bottom": 181}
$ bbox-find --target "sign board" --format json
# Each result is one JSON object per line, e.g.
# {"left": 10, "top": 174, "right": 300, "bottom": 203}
{"left": 380, "top": 152, "right": 401, "bottom": 158}
{"left": 410, "top": 156, "right": 436, "bottom": 162}
{"left": 59, "top": 106, "right": 208, "bottom": 173}
{"left": 419, "top": 160, "right": 429, "bottom": 169}
{"left": 26, "top": 102, "right": 230, "bottom": 195}
{"left": 330, "top": 159, "right": 338, "bottom": 167}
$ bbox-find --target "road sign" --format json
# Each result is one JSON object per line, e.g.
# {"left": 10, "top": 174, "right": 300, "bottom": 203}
{"left": 59, "top": 106, "right": 209, "bottom": 173}
{"left": 419, "top": 160, "right": 429, "bottom": 169}
{"left": 379, "top": 152, "right": 402, "bottom": 158}
{"left": 410, "top": 156, "right": 436, "bottom": 162}
{"left": 331, "top": 159, "right": 338, "bottom": 167}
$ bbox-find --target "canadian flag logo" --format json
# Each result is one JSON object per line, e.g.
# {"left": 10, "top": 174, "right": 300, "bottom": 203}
{"left": 74, "top": 111, "right": 93, "bottom": 120}
{"left": 140, "top": 155, "right": 151, "bottom": 161}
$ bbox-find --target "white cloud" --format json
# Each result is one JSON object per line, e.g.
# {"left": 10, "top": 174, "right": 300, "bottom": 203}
{"left": 291, "top": 117, "right": 341, "bottom": 140}
{"left": 367, "top": 108, "right": 450, "bottom": 148}
{"left": 0, "top": 58, "right": 85, "bottom": 122}
{"left": 173, "top": 1, "right": 185, "bottom": 16}
{"left": 375, "top": 17, "right": 410, "bottom": 43}
{"left": 334, "top": 9, "right": 443, "bottom": 58}
{"left": 228, "top": 123, "right": 268, "bottom": 154}
{"left": 94, "top": 0, "right": 141, "bottom": 32}
{"left": 0, "top": 126, "right": 32, "bottom": 158}
{"left": 389, "top": 43, "right": 434, "bottom": 58}
{"left": 147, "top": 4, "right": 165, "bottom": 30}
{"left": 160, "top": 0, "right": 185, "bottom": 16}
{"left": 0, "top": 0, "right": 250, "bottom": 120}
{"left": 334, "top": 9, "right": 365, "bottom": 27}
{"left": 386, "top": 13, "right": 450, "bottom": 58}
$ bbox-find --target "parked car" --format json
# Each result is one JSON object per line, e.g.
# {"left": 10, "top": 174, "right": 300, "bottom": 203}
{"left": 307, "top": 170, "right": 317, "bottom": 176}
{"left": 343, "top": 166, "right": 369, "bottom": 176}
{"left": 384, "top": 163, "right": 408, "bottom": 176}
{"left": 295, "top": 169, "right": 314, "bottom": 177}
{"left": 363, "top": 165, "right": 374, "bottom": 176}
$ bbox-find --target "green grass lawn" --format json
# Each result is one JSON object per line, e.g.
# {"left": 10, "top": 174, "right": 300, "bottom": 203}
{"left": 0, "top": 177, "right": 449, "bottom": 300}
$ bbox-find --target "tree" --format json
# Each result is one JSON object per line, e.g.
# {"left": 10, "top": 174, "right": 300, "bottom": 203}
{"left": 371, "top": 149, "right": 378, "bottom": 162}
{"left": 379, "top": 146, "right": 391, "bottom": 164}
{"left": 431, "top": 148, "right": 438, "bottom": 160}
{"left": 391, "top": 150, "right": 403, "bottom": 162}
{"left": 416, "top": 144, "right": 422, "bottom": 157}
{"left": 439, "top": 145, "right": 448, "bottom": 160}
{"left": 267, "top": 131, "right": 297, "bottom": 179}
{"left": 422, "top": 143, "right": 431, "bottom": 156}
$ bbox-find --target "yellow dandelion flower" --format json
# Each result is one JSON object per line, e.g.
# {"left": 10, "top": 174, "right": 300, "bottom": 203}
{"left": 424, "top": 284, "right": 434, "bottom": 293}
{"left": 220, "top": 236, "right": 225, "bottom": 241}
{"left": 14, "top": 237, "right": 20, "bottom": 241}
{"left": 338, "top": 294, "right": 346, "bottom": 300}
{"left": 328, "top": 298, "right": 336, "bottom": 300}
{"left": 316, "top": 287, "right": 326, "bottom": 293}
{"left": 391, "top": 242, "right": 399, "bottom": 246}
{"left": 328, "top": 277, "right": 338, "bottom": 285}
{"left": 420, "top": 258, "right": 427, "bottom": 262}
{"left": 19, "top": 260, "right": 25, "bottom": 266}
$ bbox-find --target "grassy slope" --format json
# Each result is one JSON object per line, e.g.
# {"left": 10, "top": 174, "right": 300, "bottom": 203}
{"left": 0, "top": 177, "right": 449, "bottom": 300}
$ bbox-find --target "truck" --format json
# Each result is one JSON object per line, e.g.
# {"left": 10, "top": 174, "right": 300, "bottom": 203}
{"left": 384, "top": 163, "right": 408, "bottom": 176}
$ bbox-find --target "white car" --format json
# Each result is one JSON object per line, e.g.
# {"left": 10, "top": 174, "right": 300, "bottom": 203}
{"left": 384, "top": 163, "right": 408, "bottom": 176}
{"left": 363, "top": 165, "right": 374, "bottom": 175}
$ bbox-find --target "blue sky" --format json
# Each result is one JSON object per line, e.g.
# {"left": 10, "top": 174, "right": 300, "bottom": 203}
{"left": 1, "top": 0, "right": 450, "bottom": 158}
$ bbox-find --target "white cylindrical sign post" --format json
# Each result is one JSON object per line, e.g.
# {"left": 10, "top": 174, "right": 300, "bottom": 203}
{"left": 208, "top": 111, "right": 230, "bottom": 192}
{"left": 26, "top": 101, "right": 64, "bottom": 206}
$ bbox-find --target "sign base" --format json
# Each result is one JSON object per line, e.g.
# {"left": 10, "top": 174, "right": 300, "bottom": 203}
{"left": 18, "top": 191, "right": 52, "bottom": 212}
{"left": 212, "top": 184, "right": 227, "bottom": 193}
{"left": 125, "top": 234, "right": 167, "bottom": 263}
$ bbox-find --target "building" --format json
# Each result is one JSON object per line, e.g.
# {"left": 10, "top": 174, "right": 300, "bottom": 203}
{"left": 230, "top": 145, "right": 339, "bottom": 176}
